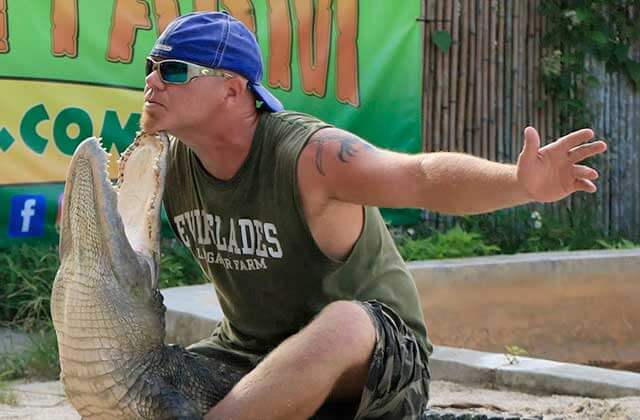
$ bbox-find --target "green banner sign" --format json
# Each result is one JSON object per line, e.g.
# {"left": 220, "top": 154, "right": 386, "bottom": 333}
{"left": 0, "top": 0, "right": 422, "bottom": 248}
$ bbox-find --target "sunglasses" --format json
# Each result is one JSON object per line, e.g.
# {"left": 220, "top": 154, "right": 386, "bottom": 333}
{"left": 145, "top": 57, "right": 233, "bottom": 84}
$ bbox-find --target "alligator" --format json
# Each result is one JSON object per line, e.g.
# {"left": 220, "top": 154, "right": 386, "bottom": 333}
{"left": 51, "top": 133, "right": 252, "bottom": 419}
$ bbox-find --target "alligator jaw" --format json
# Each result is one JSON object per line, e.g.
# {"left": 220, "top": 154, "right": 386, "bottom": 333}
{"left": 59, "top": 132, "right": 169, "bottom": 293}
{"left": 116, "top": 132, "right": 169, "bottom": 289}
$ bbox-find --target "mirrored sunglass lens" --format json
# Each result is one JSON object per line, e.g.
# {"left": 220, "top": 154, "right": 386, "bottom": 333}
{"left": 145, "top": 58, "right": 155, "bottom": 76}
{"left": 160, "top": 61, "right": 189, "bottom": 83}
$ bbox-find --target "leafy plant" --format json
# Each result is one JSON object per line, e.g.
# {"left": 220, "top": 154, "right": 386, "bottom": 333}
{"left": 398, "top": 225, "right": 500, "bottom": 261}
{"left": 397, "top": 206, "right": 639, "bottom": 259}
{"left": 0, "top": 327, "right": 60, "bottom": 381}
{"left": 0, "top": 244, "right": 58, "bottom": 331}
{"left": 539, "top": 1, "right": 640, "bottom": 131}
{"left": 0, "top": 380, "right": 18, "bottom": 406}
{"left": 431, "top": 30, "right": 452, "bottom": 53}
{"left": 596, "top": 238, "right": 639, "bottom": 249}
{"left": 504, "top": 345, "right": 529, "bottom": 365}
{"left": 158, "top": 239, "right": 208, "bottom": 289}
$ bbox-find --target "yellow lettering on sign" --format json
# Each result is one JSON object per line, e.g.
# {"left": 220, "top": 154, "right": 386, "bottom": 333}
{"left": 192, "top": 0, "right": 218, "bottom": 12}
{"left": 267, "top": 0, "right": 291, "bottom": 90}
{"left": 336, "top": 0, "right": 359, "bottom": 106}
{"left": 293, "top": 0, "right": 332, "bottom": 98}
{"left": 0, "top": 0, "right": 7, "bottom": 53}
{"left": 107, "top": 0, "right": 152, "bottom": 63}
{"left": 52, "top": 0, "right": 78, "bottom": 57}
{"left": 221, "top": 0, "right": 256, "bottom": 34}
{"left": 152, "top": 0, "right": 180, "bottom": 35}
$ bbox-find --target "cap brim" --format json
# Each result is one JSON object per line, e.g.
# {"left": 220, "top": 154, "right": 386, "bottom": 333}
{"left": 251, "top": 83, "right": 284, "bottom": 112}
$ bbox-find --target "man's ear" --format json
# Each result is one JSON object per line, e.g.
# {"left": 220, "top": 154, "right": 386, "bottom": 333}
{"left": 223, "top": 77, "right": 249, "bottom": 104}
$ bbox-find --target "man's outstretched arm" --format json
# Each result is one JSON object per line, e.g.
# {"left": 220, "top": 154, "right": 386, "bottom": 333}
{"left": 296, "top": 126, "right": 607, "bottom": 215}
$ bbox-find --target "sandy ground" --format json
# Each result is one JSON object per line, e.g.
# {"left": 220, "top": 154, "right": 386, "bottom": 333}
{"left": 0, "top": 380, "right": 639, "bottom": 419}
{"left": 430, "top": 381, "right": 640, "bottom": 419}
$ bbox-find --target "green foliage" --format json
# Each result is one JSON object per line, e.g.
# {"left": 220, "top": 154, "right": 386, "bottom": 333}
{"left": 596, "top": 238, "right": 639, "bottom": 249}
{"left": 158, "top": 240, "right": 208, "bottom": 289}
{"left": 459, "top": 206, "right": 637, "bottom": 254}
{"left": 398, "top": 225, "right": 501, "bottom": 261}
{"left": 504, "top": 345, "right": 529, "bottom": 365}
{"left": 0, "top": 327, "right": 60, "bottom": 381}
{"left": 397, "top": 207, "right": 639, "bottom": 260}
{"left": 539, "top": 0, "right": 640, "bottom": 131}
{"left": 0, "top": 381, "right": 18, "bottom": 406}
{"left": 431, "top": 30, "right": 452, "bottom": 53}
{"left": 0, "top": 244, "right": 58, "bottom": 331}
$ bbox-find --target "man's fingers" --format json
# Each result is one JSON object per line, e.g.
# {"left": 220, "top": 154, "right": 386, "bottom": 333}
{"left": 557, "top": 128, "right": 596, "bottom": 150}
{"left": 522, "top": 126, "right": 541, "bottom": 159}
{"left": 574, "top": 178, "right": 597, "bottom": 193}
{"left": 568, "top": 141, "right": 608, "bottom": 163}
{"left": 573, "top": 164, "right": 599, "bottom": 180}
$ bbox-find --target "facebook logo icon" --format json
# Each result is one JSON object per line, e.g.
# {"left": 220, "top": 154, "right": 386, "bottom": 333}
{"left": 8, "top": 195, "right": 47, "bottom": 237}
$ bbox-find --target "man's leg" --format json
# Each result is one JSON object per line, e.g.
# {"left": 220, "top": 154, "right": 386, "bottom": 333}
{"left": 204, "top": 300, "right": 376, "bottom": 420}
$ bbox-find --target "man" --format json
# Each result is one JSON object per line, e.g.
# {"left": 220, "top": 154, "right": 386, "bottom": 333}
{"left": 142, "top": 11, "right": 606, "bottom": 420}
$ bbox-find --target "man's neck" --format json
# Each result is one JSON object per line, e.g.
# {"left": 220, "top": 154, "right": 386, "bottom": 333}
{"left": 174, "top": 109, "right": 261, "bottom": 181}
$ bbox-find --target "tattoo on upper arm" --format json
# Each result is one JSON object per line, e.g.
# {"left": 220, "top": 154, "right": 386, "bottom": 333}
{"left": 308, "top": 131, "right": 377, "bottom": 176}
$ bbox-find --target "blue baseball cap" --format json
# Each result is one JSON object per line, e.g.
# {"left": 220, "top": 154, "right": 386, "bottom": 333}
{"left": 150, "top": 12, "right": 284, "bottom": 112}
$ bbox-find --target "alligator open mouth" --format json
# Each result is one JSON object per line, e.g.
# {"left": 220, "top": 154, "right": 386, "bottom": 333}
{"left": 115, "top": 132, "right": 169, "bottom": 262}
{"left": 59, "top": 131, "right": 169, "bottom": 289}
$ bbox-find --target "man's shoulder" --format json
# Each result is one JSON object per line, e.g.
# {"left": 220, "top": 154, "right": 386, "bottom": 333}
{"left": 264, "top": 110, "right": 331, "bottom": 130}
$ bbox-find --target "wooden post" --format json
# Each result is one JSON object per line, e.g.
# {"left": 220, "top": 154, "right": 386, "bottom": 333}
{"left": 516, "top": 0, "right": 526, "bottom": 156}
{"left": 510, "top": 0, "right": 520, "bottom": 161}
{"left": 488, "top": 0, "right": 498, "bottom": 161}
{"left": 449, "top": 0, "right": 460, "bottom": 151}
{"left": 434, "top": 0, "right": 444, "bottom": 152}
{"left": 504, "top": 0, "right": 513, "bottom": 160}
{"left": 474, "top": 0, "right": 483, "bottom": 156}
{"left": 481, "top": 0, "right": 490, "bottom": 158}
{"left": 496, "top": 0, "right": 505, "bottom": 162}
{"left": 465, "top": 0, "right": 476, "bottom": 154}
{"left": 533, "top": 0, "right": 541, "bottom": 136}
{"left": 423, "top": 0, "right": 433, "bottom": 152}
{"left": 526, "top": 0, "right": 535, "bottom": 131}
{"left": 456, "top": 0, "right": 469, "bottom": 152}
{"left": 441, "top": 0, "right": 452, "bottom": 151}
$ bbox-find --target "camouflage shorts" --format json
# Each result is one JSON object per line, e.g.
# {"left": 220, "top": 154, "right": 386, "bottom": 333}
{"left": 351, "top": 300, "right": 430, "bottom": 420}
{"left": 187, "top": 300, "right": 430, "bottom": 420}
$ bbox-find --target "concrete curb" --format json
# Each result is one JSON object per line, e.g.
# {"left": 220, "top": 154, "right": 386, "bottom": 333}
{"left": 430, "top": 346, "right": 640, "bottom": 399}
{"left": 162, "top": 282, "right": 640, "bottom": 399}
{"left": 406, "top": 248, "right": 640, "bottom": 285}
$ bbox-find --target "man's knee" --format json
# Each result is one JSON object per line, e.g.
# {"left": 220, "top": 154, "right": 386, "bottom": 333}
{"left": 311, "top": 300, "right": 376, "bottom": 363}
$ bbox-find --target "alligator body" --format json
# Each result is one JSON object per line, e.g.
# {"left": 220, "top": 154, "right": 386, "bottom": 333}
{"left": 51, "top": 133, "right": 251, "bottom": 419}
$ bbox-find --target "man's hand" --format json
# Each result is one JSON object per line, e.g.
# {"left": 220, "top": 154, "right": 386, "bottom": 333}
{"left": 516, "top": 127, "right": 607, "bottom": 203}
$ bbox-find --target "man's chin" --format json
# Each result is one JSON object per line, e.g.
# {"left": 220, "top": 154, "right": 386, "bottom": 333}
{"left": 140, "top": 113, "right": 163, "bottom": 134}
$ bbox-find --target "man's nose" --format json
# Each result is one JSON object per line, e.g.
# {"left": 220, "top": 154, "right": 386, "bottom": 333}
{"left": 145, "top": 69, "right": 165, "bottom": 90}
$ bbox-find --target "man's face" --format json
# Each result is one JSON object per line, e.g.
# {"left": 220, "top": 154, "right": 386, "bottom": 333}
{"left": 141, "top": 56, "right": 229, "bottom": 135}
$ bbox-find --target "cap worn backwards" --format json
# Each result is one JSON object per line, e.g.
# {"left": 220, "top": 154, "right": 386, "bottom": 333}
{"left": 150, "top": 11, "right": 284, "bottom": 112}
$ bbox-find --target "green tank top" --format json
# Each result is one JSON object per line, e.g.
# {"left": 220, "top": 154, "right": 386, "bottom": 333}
{"left": 163, "top": 111, "right": 432, "bottom": 358}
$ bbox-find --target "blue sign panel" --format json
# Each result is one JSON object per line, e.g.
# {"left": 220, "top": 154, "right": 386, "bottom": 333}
{"left": 8, "top": 194, "right": 47, "bottom": 237}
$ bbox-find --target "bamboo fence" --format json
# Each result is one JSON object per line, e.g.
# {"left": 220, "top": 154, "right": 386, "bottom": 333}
{"left": 421, "top": 0, "right": 640, "bottom": 240}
